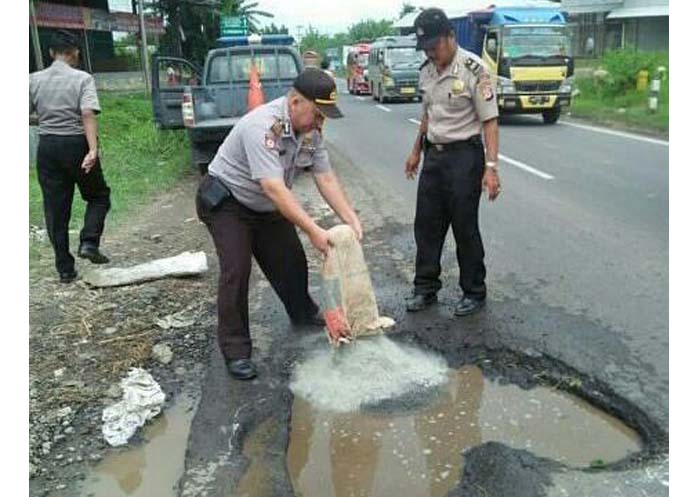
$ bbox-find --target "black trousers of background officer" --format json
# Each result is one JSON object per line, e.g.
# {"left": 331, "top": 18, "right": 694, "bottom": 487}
{"left": 414, "top": 137, "right": 487, "bottom": 300}
{"left": 196, "top": 175, "right": 319, "bottom": 361}
{"left": 37, "top": 135, "right": 111, "bottom": 274}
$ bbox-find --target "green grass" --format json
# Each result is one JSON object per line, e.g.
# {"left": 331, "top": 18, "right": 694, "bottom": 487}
{"left": 29, "top": 92, "right": 192, "bottom": 273}
{"left": 30, "top": 91, "right": 191, "bottom": 229}
{"left": 570, "top": 77, "right": 669, "bottom": 134}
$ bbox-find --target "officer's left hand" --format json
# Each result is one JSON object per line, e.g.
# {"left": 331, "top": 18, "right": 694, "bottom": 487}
{"left": 81, "top": 150, "right": 98, "bottom": 174}
{"left": 482, "top": 169, "right": 501, "bottom": 201}
{"left": 349, "top": 218, "right": 363, "bottom": 242}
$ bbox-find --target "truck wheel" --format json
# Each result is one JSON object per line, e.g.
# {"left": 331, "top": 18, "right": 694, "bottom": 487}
{"left": 542, "top": 108, "right": 561, "bottom": 124}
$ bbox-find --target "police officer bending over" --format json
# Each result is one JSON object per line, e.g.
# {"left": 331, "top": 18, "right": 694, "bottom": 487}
{"left": 196, "top": 68, "right": 362, "bottom": 380}
{"left": 404, "top": 8, "right": 501, "bottom": 316}
{"left": 30, "top": 30, "right": 111, "bottom": 283}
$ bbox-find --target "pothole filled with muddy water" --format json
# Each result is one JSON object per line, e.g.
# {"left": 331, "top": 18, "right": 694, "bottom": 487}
{"left": 288, "top": 337, "right": 642, "bottom": 497}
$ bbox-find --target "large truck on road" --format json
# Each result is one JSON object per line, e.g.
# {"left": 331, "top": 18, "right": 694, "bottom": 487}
{"left": 345, "top": 43, "right": 371, "bottom": 95}
{"left": 368, "top": 35, "right": 425, "bottom": 103}
{"left": 451, "top": 4, "right": 573, "bottom": 124}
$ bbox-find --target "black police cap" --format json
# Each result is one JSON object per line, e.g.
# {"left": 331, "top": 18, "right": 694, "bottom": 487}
{"left": 414, "top": 8, "right": 454, "bottom": 51}
{"left": 49, "top": 30, "right": 80, "bottom": 52}
{"left": 293, "top": 68, "right": 343, "bottom": 118}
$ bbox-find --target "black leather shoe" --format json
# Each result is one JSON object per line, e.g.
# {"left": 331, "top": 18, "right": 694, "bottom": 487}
{"left": 78, "top": 244, "right": 110, "bottom": 264}
{"left": 405, "top": 293, "right": 438, "bottom": 312}
{"left": 226, "top": 359, "right": 257, "bottom": 380}
{"left": 59, "top": 270, "right": 78, "bottom": 284}
{"left": 454, "top": 296, "right": 486, "bottom": 317}
{"left": 291, "top": 312, "right": 325, "bottom": 327}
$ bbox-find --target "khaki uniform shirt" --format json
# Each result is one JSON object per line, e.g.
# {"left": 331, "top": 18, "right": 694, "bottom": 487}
{"left": 419, "top": 48, "right": 498, "bottom": 143}
{"left": 29, "top": 60, "right": 101, "bottom": 136}
{"left": 208, "top": 96, "right": 332, "bottom": 212}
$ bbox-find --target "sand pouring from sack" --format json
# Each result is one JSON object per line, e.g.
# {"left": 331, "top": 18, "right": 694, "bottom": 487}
{"left": 290, "top": 336, "right": 449, "bottom": 412}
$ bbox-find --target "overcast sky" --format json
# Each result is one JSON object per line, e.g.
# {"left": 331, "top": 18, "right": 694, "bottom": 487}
{"left": 108, "top": 1, "right": 477, "bottom": 34}
{"left": 253, "top": 1, "right": 476, "bottom": 35}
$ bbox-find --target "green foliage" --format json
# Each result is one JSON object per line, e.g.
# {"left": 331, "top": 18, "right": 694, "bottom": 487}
{"left": 594, "top": 50, "right": 668, "bottom": 97}
{"left": 299, "top": 19, "right": 396, "bottom": 64}
{"left": 260, "top": 22, "right": 289, "bottom": 35}
{"left": 348, "top": 19, "right": 397, "bottom": 42}
{"left": 30, "top": 92, "right": 191, "bottom": 229}
{"left": 399, "top": 3, "right": 417, "bottom": 19}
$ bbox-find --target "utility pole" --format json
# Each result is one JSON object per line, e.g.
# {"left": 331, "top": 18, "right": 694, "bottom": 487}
{"left": 29, "top": 0, "right": 44, "bottom": 70}
{"left": 138, "top": 0, "right": 151, "bottom": 93}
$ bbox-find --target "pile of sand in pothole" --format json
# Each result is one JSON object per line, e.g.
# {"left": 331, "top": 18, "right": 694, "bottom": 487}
{"left": 290, "top": 336, "right": 449, "bottom": 412}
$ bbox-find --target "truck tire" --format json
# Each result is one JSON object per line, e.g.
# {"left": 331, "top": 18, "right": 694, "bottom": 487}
{"left": 542, "top": 108, "right": 561, "bottom": 124}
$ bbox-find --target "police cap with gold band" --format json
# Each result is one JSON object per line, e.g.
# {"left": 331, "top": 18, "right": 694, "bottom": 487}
{"left": 414, "top": 7, "right": 454, "bottom": 51}
{"left": 292, "top": 68, "right": 343, "bottom": 119}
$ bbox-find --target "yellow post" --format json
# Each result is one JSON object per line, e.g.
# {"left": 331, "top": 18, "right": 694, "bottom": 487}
{"left": 637, "top": 70, "right": 649, "bottom": 91}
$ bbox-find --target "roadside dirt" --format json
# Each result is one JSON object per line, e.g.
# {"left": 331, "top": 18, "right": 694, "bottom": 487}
{"left": 29, "top": 170, "right": 216, "bottom": 496}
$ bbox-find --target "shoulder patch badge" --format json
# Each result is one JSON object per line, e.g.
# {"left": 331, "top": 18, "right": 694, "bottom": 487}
{"left": 264, "top": 133, "right": 277, "bottom": 149}
{"left": 478, "top": 73, "right": 494, "bottom": 101}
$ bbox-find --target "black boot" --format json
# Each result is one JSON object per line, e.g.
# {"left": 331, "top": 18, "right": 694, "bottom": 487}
{"left": 454, "top": 296, "right": 486, "bottom": 317}
{"left": 226, "top": 359, "right": 257, "bottom": 380}
{"left": 78, "top": 243, "right": 110, "bottom": 264}
{"left": 59, "top": 270, "right": 78, "bottom": 284}
{"left": 405, "top": 293, "right": 438, "bottom": 312}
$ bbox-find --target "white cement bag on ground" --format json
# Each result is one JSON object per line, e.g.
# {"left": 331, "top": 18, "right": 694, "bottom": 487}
{"left": 84, "top": 251, "right": 208, "bottom": 287}
{"left": 101, "top": 368, "right": 166, "bottom": 447}
{"left": 322, "top": 225, "right": 395, "bottom": 346}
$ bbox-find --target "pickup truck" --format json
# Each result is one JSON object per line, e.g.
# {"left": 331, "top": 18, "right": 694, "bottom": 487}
{"left": 151, "top": 35, "right": 303, "bottom": 173}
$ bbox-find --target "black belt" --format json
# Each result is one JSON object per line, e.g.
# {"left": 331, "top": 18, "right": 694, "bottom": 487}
{"left": 424, "top": 135, "right": 482, "bottom": 152}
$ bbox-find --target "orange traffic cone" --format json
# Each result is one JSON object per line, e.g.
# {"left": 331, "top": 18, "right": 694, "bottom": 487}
{"left": 247, "top": 62, "right": 265, "bottom": 111}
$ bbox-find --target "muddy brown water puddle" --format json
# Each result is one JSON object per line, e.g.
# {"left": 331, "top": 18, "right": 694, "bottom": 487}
{"left": 288, "top": 356, "right": 642, "bottom": 497}
{"left": 80, "top": 394, "right": 197, "bottom": 497}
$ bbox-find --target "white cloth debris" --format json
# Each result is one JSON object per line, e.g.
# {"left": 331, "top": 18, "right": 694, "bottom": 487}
{"left": 321, "top": 225, "right": 395, "bottom": 346}
{"left": 84, "top": 251, "right": 208, "bottom": 288}
{"left": 151, "top": 343, "right": 173, "bottom": 365}
{"left": 155, "top": 312, "right": 196, "bottom": 330}
{"left": 101, "top": 368, "right": 166, "bottom": 447}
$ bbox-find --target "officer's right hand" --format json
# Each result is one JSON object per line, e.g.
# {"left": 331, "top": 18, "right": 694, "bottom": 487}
{"left": 405, "top": 150, "right": 421, "bottom": 180}
{"left": 309, "top": 227, "right": 332, "bottom": 257}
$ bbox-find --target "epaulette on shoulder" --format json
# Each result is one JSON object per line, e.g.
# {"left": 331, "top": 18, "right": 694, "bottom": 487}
{"left": 464, "top": 56, "right": 482, "bottom": 76}
{"left": 419, "top": 58, "right": 430, "bottom": 71}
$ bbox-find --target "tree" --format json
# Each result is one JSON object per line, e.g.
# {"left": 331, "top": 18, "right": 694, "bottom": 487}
{"left": 260, "top": 23, "right": 289, "bottom": 35}
{"left": 399, "top": 3, "right": 417, "bottom": 19}
{"left": 218, "top": 0, "right": 274, "bottom": 33}
{"left": 348, "top": 19, "right": 396, "bottom": 42}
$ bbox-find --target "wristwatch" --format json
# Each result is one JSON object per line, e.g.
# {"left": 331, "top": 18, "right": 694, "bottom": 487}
{"left": 485, "top": 161, "right": 498, "bottom": 170}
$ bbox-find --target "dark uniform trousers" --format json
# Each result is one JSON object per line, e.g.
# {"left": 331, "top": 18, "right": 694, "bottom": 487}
{"left": 196, "top": 175, "right": 319, "bottom": 360}
{"left": 36, "top": 134, "right": 111, "bottom": 274}
{"left": 414, "top": 137, "right": 487, "bottom": 300}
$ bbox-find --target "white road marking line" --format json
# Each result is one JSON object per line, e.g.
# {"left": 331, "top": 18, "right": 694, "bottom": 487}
{"left": 559, "top": 120, "right": 669, "bottom": 147}
{"left": 406, "top": 117, "right": 554, "bottom": 180}
{"left": 499, "top": 154, "right": 555, "bottom": 180}
{"left": 355, "top": 96, "right": 366, "bottom": 101}
{"left": 376, "top": 105, "right": 392, "bottom": 112}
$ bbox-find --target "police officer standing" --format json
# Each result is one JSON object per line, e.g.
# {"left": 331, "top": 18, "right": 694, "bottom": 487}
{"left": 30, "top": 30, "right": 111, "bottom": 283}
{"left": 404, "top": 8, "right": 501, "bottom": 316}
{"left": 196, "top": 68, "right": 362, "bottom": 380}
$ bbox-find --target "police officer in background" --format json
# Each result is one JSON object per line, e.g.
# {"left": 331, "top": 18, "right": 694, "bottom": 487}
{"left": 30, "top": 30, "right": 111, "bottom": 283}
{"left": 196, "top": 68, "right": 361, "bottom": 381}
{"left": 404, "top": 8, "right": 501, "bottom": 316}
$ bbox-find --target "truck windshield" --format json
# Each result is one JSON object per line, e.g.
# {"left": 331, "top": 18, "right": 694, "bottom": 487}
{"left": 356, "top": 53, "right": 369, "bottom": 66}
{"left": 208, "top": 52, "right": 299, "bottom": 83}
{"left": 385, "top": 47, "right": 423, "bottom": 69}
{"left": 502, "top": 26, "right": 571, "bottom": 59}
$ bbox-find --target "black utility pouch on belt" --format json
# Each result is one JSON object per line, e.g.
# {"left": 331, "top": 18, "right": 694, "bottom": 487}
{"left": 199, "top": 174, "right": 231, "bottom": 211}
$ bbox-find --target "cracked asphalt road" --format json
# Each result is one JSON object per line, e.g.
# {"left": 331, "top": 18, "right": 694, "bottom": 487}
{"left": 177, "top": 85, "right": 668, "bottom": 497}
